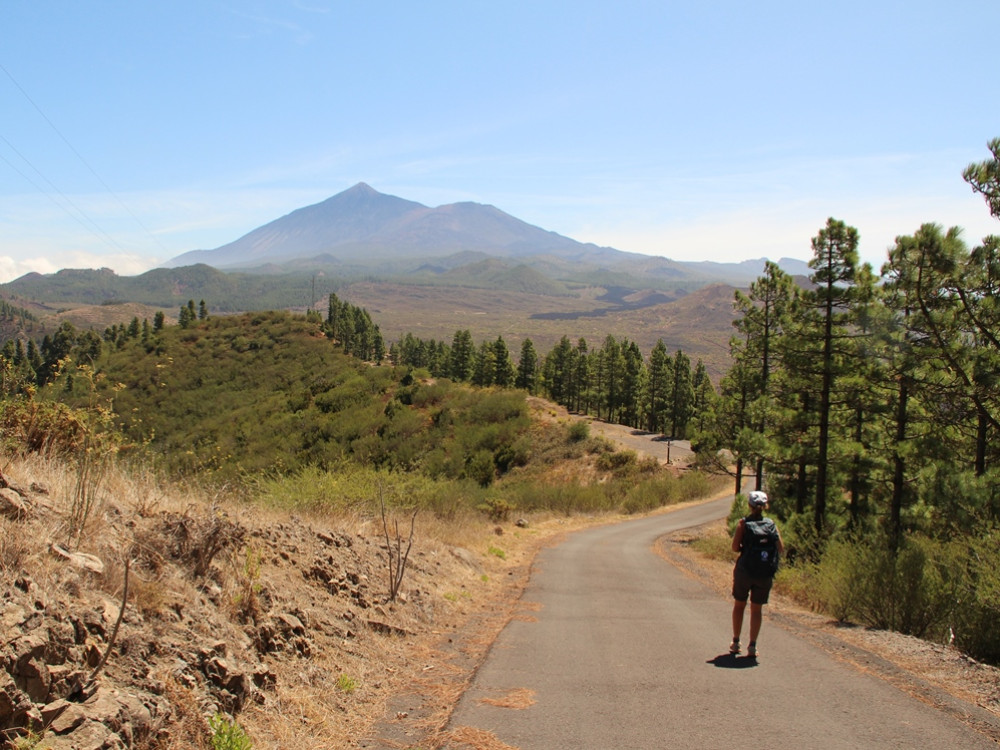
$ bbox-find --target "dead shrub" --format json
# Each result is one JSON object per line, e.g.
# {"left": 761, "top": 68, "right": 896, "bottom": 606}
{"left": 0, "top": 517, "right": 30, "bottom": 573}
{"left": 154, "top": 509, "right": 247, "bottom": 579}
{"left": 225, "top": 544, "right": 264, "bottom": 625}
{"left": 152, "top": 676, "right": 212, "bottom": 750}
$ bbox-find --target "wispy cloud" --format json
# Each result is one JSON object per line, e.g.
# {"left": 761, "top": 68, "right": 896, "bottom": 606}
{"left": 227, "top": 8, "right": 315, "bottom": 45}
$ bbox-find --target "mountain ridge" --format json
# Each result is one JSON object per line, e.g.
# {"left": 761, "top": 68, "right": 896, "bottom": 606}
{"left": 165, "top": 182, "right": 613, "bottom": 269}
{"left": 163, "top": 182, "right": 807, "bottom": 283}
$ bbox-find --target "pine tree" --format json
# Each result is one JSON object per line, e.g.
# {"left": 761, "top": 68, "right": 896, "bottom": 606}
{"left": 516, "top": 338, "right": 539, "bottom": 393}
{"left": 493, "top": 336, "right": 516, "bottom": 388}
{"left": 448, "top": 330, "right": 475, "bottom": 382}
{"left": 803, "top": 218, "right": 859, "bottom": 532}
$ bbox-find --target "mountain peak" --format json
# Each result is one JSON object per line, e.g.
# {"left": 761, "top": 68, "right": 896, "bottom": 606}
{"left": 344, "top": 182, "right": 379, "bottom": 196}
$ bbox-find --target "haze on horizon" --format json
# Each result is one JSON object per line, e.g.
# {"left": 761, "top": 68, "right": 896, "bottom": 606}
{"left": 1, "top": 1, "right": 998, "bottom": 284}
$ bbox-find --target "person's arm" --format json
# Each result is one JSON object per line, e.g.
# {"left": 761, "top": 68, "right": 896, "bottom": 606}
{"left": 776, "top": 527, "right": 785, "bottom": 555}
{"left": 731, "top": 519, "right": 745, "bottom": 553}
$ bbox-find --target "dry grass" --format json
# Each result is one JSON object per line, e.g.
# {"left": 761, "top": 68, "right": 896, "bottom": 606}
{"left": 434, "top": 725, "right": 520, "bottom": 750}
{"left": 477, "top": 687, "right": 535, "bottom": 709}
{"left": 155, "top": 677, "right": 213, "bottom": 750}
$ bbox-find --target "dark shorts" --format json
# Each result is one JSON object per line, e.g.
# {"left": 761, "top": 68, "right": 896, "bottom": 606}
{"left": 732, "top": 563, "right": 773, "bottom": 604}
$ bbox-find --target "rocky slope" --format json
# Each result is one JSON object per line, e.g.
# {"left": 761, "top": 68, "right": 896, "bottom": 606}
{"left": 0, "top": 456, "right": 540, "bottom": 749}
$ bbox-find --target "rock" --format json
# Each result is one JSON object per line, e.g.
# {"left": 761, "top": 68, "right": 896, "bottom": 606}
{"left": 202, "top": 657, "right": 249, "bottom": 712}
{"left": 275, "top": 612, "right": 305, "bottom": 635}
{"left": 47, "top": 665, "right": 86, "bottom": 701}
{"left": 44, "top": 719, "right": 118, "bottom": 750}
{"left": 81, "top": 608, "right": 108, "bottom": 639}
{"left": 49, "top": 544, "right": 105, "bottom": 575}
{"left": 252, "top": 669, "right": 277, "bottom": 690}
{"left": 450, "top": 546, "right": 482, "bottom": 573}
{"left": 1, "top": 604, "right": 27, "bottom": 632}
{"left": 367, "top": 619, "right": 415, "bottom": 637}
{"left": 0, "top": 672, "right": 33, "bottom": 727}
{"left": 11, "top": 632, "right": 52, "bottom": 702}
{"left": 44, "top": 699, "right": 85, "bottom": 734}
{"left": 0, "top": 487, "right": 31, "bottom": 519}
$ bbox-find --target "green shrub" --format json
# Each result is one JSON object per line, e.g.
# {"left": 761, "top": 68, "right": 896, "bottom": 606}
{"left": 595, "top": 450, "right": 636, "bottom": 473}
{"left": 567, "top": 421, "right": 590, "bottom": 442}
{"left": 480, "top": 496, "right": 514, "bottom": 522}
{"left": 465, "top": 450, "right": 496, "bottom": 487}
{"left": 799, "top": 532, "right": 963, "bottom": 641}
{"left": 209, "top": 714, "right": 253, "bottom": 750}
{"left": 336, "top": 674, "right": 359, "bottom": 694}
{"left": 948, "top": 530, "right": 1000, "bottom": 662}
{"left": 690, "top": 533, "right": 735, "bottom": 563}
{"left": 791, "top": 538, "right": 862, "bottom": 622}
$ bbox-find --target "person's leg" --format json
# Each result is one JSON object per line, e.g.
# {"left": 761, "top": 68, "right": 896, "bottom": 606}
{"left": 748, "top": 602, "right": 763, "bottom": 642}
{"left": 732, "top": 599, "right": 746, "bottom": 640}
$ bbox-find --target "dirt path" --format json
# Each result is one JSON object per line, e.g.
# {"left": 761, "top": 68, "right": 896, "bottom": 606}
{"left": 585, "top": 418, "right": 694, "bottom": 465}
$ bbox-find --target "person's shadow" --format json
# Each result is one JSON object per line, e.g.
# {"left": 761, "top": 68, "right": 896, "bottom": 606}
{"left": 706, "top": 653, "right": 758, "bottom": 669}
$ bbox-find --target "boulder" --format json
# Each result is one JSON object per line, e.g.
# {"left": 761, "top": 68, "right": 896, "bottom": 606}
{"left": 0, "top": 487, "right": 31, "bottom": 519}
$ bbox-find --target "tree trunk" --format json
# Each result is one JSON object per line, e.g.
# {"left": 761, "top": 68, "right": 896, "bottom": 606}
{"left": 890, "top": 377, "right": 908, "bottom": 550}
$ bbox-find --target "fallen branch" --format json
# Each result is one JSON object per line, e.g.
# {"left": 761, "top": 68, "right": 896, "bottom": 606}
{"left": 86, "top": 557, "right": 131, "bottom": 689}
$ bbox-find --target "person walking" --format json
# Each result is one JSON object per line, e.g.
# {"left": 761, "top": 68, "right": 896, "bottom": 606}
{"left": 729, "top": 490, "right": 784, "bottom": 659}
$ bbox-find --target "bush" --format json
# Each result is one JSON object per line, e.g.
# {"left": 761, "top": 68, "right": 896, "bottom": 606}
{"left": 209, "top": 714, "right": 253, "bottom": 750}
{"left": 595, "top": 450, "right": 636, "bottom": 473}
{"left": 465, "top": 450, "right": 496, "bottom": 487}
{"left": 480, "top": 496, "right": 514, "bottom": 522}
{"left": 794, "top": 532, "right": 964, "bottom": 641}
{"left": 949, "top": 530, "right": 1000, "bottom": 662}
{"left": 567, "top": 421, "right": 590, "bottom": 442}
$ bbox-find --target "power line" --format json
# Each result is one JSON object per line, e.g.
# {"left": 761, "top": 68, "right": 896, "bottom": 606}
{"left": 0, "top": 60, "right": 170, "bottom": 254}
{"left": 0, "top": 134, "right": 130, "bottom": 253}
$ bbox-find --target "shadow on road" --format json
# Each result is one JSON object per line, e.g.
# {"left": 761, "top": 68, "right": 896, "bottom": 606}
{"left": 706, "top": 653, "right": 759, "bottom": 669}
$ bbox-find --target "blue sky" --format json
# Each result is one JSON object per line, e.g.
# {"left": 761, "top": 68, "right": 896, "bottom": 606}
{"left": 1, "top": 1, "right": 998, "bottom": 283}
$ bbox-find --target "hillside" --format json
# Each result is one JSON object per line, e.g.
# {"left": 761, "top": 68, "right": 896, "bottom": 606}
{"left": 71, "top": 311, "right": 538, "bottom": 484}
{"left": 0, "top": 429, "right": 590, "bottom": 749}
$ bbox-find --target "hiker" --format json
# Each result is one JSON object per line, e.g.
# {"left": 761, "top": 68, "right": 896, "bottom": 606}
{"left": 729, "top": 490, "right": 783, "bottom": 659}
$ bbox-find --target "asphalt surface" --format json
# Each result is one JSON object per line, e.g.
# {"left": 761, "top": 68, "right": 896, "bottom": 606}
{"left": 443, "top": 494, "right": 996, "bottom": 749}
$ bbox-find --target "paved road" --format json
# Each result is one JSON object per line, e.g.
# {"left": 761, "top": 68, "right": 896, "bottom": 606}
{"left": 444, "top": 495, "right": 996, "bottom": 749}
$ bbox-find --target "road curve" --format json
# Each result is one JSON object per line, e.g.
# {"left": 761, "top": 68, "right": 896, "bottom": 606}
{"left": 443, "top": 495, "right": 996, "bottom": 749}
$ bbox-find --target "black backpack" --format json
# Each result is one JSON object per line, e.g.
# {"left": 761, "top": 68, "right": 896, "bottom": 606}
{"left": 740, "top": 517, "right": 780, "bottom": 577}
